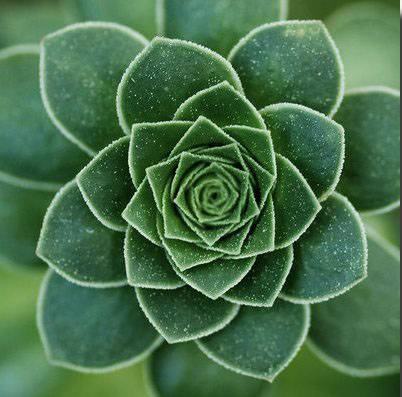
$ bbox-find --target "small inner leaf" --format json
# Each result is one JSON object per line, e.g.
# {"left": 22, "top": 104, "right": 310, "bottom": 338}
{"left": 174, "top": 81, "right": 265, "bottom": 129}
{"left": 225, "top": 246, "right": 293, "bottom": 307}
{"left": 77, "top": 137, "right": 134, "bottom": 232}
{"left": 124, "top": 227, "right": 184, "bottom": 290}
{"left": 273, "top": 155, "right": 321, "bottom": 249}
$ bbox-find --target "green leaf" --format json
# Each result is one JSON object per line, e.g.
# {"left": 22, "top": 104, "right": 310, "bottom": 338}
{"left": 235, "top": 196, "right": 275, "bottom": 258}
{"left": 170, "top": 117, "right": 235, "bottom": 158}
{"left": 0, "top": 181, "right": 53, "bottom": 270}
{"left": 124, "top": 227, "right": 184, "bottom": 290}
{"left": 261, "top": 103, "right": 345, "bottom": 200}
{"left": 197, "top": 301, "right": 310, "bottom": 381}
{"left": 147, "top": 342, "right": 267, "bottom": 397}
{"left": 122, "top": 178, "right": 161, "bottom": 247}
{"left": 229, "top": 21, "right": 344, "bottom": 117}
{"left": 0, "top": 46, "right": 89, "bottom": 191}
{"left": 156, "top": 214, "right": 224, "bottom": 271}
{"left": 223, "top": 126, "right": 276, "bottom": 176}
{"left": 38, "top": 271, "right": 162, "bottom": 372}
{"left": 41, "top": 22, "right": 148, "bottom": 155}
{"left": 117, "top": 37, "right": 243, "bottom": 133}
{"left": 326, "top": 2, "right": 400, "bottom": 90}
{"left": 158, "top": 0, "right": 287, "bottom": 56}
{"left": 136, "top": 286, "right": 239, "bottom": 343}
{"left": 335, "top": 88, "right": 400, "bottom": 214}
{"left": 282, "top": 193, "right": 367, "bottom": 304}
{"left": 130, "top": 121, "right": 192, "bottom": 188}
{"left": 309, "top": 229, "right": 400, "bottom": 376}
{"left": 171, "top": 257, "right": 256, "bottom": 300}
{"left": 174, "top": 81, "right": 265, "bottom": 129}
{"left": 273, "top": 155, "right": 321, "bottom": 249}
{"left": 224, "top": 246, "right": 293, "bottom": 307}
{"left": 37, "top": 181, "right": 126, "bottom": 287}
{"left": 67, "top": 0, "right": 157, "bottom": 38}
{"left": 77, "top": 137, "right": 133, "bottom": 232}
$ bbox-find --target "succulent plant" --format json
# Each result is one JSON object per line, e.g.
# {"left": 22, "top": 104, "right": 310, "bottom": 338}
{"left": 0, "top": 0, "right": 400, "bottom": 390}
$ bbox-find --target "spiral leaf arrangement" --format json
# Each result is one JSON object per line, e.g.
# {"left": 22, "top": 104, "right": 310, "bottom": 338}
{"left": 0, "top": 0, "right": 400, "bottom": 389}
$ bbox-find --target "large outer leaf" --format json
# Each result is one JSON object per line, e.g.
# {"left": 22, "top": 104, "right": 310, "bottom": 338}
{"left": 282, "top": 193, "right": 367, "bottom": 304}
{"left": 309, "top": 229, "right": 400, "bottom": 376}
{"left": 41, "top": 22, "right": 148, "bottom": 154}
{"left": 146, "top": 342, "right": 267, "bottom": 397}
{"left": 336, "top": 87, "right": 400, "bottom": 214}
{"left": 117, "top": 37, "right": 243, "bottom": 133}
{"left": 37, "top": 181, "right": 127, "bottom": 288}
{"left": 0, "top": 181, "right": 52, "bottom": 270}
{"left": 261, "top": 103, "right": 344, "bottom": 200}
{"left": 229, "top": 21, "right": 344, "bottom": 117}
{"left": 38, "top": 271, "right": 162, "bottom": 372}
{"left": 198, "top": 301, "right": 310, "bottom": 381}
{"left": 0, "top": 46, "right": 89, "bottom": 191}
{"left": 136, "top": 286, "right": 239, "bottom": 343}
{"left": 158, "top": 0, "right": 287, "bottom": 56}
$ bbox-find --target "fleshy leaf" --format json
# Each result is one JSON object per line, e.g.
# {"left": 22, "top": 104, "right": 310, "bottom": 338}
{"left": 0, "top": 46, "right": 89, "bottom": 191}
{"left": 335, "top": 88, "right": 400, "bottom": 214}
{"left": 0, "top": 181, "right": 53, "bottom": 270}
{"left": 136, "top": 286, "right": 239, "bottom": 343}
{"left": 156, "top": 215, "right": 224, "bottom": 271}
{"left": 37, "top": 181, "right": 126, "bottom": 287}
{"left": 41, "top": 22, "right": 148, "bottom": 154}
{"left": 171, "top": 257, "right": 256, "bottom": 300}
{"left": 158, "top": 0, "right": 287, "bottom": 56}
{"left": 261, "top": 103, "right": 345, "bottom": 200}
{"left": 169, "top": 117, "right": 235, "bottom": 158}
{"left": 130, "top": 121, "right": 192, "bottom": 188}
{"left": 147, "top": 342, "right": 266, "bottom": 397}
{"left": 124, "top": 227, "right": 184, "bottom": 290}
{"left": 174, "top": 81, "right": 265, "bottom": 129}
{"left": 38, "top": 271, "right": 162, "bottom": 372}
{"left": 77, "top": 137, "right": 133, "bottom": 232}
{"left": 197, "top": 301, "right": 310, "bottom": 381}
{"left": 68, "top": 0, "right": 157, "bottom": 38}
{"left": 122, "top": 178, "right": 161, "bottom": 246}
{"left": 282, "top": 193, "right": 367, "bottom": 304}
{"left": 224, "top": 246, "right": 293, "bottom": 307}
{"left": 117, "top": 37, "right": 243, "bottom": 133}
{"left": 229, "top": 21, "right": 344, "bottom": 117}
{"left": 223, "top": 126, "right": 276, "bottom": 176}
{"left": 236, "top": 196, "right": 275, "bottom": 258}
{"left": 273, "top": 155, "right": 321, "bottom": 249}
{"left": 309, "top": 229, "right": 400, "bottom": 376}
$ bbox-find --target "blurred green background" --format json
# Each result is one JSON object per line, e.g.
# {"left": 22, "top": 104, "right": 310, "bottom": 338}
{"left": 0, "top": 0, "right": 400, "bottom": 396}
